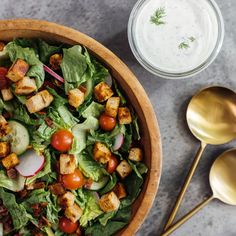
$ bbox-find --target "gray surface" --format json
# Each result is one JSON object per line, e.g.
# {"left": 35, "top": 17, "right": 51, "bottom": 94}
{"left": 1, "top": 0, "right": 236, "bottom": 235}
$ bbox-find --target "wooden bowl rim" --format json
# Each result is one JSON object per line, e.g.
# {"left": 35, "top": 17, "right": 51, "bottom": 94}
{"left": 0, "top": 19, "right": 162, "bottom": 235}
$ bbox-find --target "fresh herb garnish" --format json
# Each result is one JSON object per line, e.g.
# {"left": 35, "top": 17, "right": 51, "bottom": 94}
{"left": 150, "top": 7, "right": 166, "bottom": 26}
{"left": 178, "top": 42, "right": 190, "bottom": 49}
{"left": 179, "top": 36, "right": 196, "bottom": 50}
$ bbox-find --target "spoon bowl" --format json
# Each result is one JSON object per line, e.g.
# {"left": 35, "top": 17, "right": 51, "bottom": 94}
{"left": 210, "top": 149, "right": 236, "bottom": 205}
{"left": 187, "top": 86, "right": 236, "bottom": 145}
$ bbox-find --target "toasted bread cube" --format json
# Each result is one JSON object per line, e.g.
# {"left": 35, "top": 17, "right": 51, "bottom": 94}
{"left": 26, "top": 90, "right": 53, "bottom": 113}
{"left": 0, "top": 142, "right": 10, "bottom": 158}
{"left": 68, "top": 88, "right": 85, "bottom": 108}
{"left": 59, "top": 154, "right": 76, "bottom": 175}
{"left": 128, "top": 148, "right": 143, "bottom": 162}
{"left": 94, "top": 82, "right": 113, "bottom": 102}
{"left": 6, "top": 59, "right": 29, "bottom": 82}
{"left": 118, "top": 107, "right": 132, "bottom": 124}
{"left": 65, "top": 203, "right": 83, "bottom": 223}
{"left": 93, "top": 142, "right": 111, "bottom": 164}
{"left": 58, "top": 192, "right": 75, "bottom": 207}
{"left": 1, "top": 88, "right": 13, "bottom": 101}
{"left": 2, "top": 153, "right": 19, "bottom": 169}
{"left": 0, "top": 116, "right": 10, "bottom": 138}
{"left": 48, "top": 183, "right": 66, "bottom": 195}
{"left": 15, "top": 76, "right": 37, "bottom": 95}
{"left": 116, "top": 160, "right": 132, "bottom": 179}
{"left": 105, "top": 97, "right": 120, "bottom": 118}
{"left": 26, "top": 182, "right": 45, "bottom": 190}
{"left": 49, "top": 54, "right": 63, "bottom": 70}
{"left": 113, "top": 183, "right": 127, "bottom": 199}
{"left": 99, "top": 191, "right": 120, "bottom": 213}
{"left": 0, "top": 42, "right": 5, "bottom": 52}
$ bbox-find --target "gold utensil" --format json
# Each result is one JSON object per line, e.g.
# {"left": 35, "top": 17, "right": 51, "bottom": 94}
{"left": 162, "top": 148, "right": 236, "bottom": 236}
{"left": 164, "top": 86, "right": 236, "bottom": 230}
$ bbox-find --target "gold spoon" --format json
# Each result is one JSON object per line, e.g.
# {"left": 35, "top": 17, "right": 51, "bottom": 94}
{"left": 164, "top": 86, "right": 236, "bottom": 230}
{"left": 162, "top": 148, "right": 236, "bottom": 236}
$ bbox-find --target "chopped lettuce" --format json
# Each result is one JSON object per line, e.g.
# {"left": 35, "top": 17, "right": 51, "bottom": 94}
{"left": 6, "top": 41, "right": 45, "bottom": 88}
{"left": 0, "top": 188, "right": 29, "bottom": 230}
{"left": 76, "top": 189, "right": 103, "bottom": 227}
{"left": 81, "top": 101, "right": 104, "bottom": 119}
{"left": 99, "top": 173, "right": 117, "bottom": 195}
{"left": 76, "top": 154, "right": 107, "bottom": 181}
{"left": 0, "top": 170, "right": 25, "bottom": 192}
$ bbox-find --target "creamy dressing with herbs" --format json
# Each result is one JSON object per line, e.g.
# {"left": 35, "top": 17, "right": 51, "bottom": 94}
{"left": 134, "top": 0, "right": 219, "bottom": 73}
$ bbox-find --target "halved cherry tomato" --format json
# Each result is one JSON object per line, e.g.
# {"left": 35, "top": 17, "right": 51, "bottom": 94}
{"left": 59, "top": 217, "right": 78, "bottom": 233}
{"left": 61, "top": 169, "right": 84, "bottom": 190}
{"left": 51, "top": 129, "right": 73, "bottom": 152}
{"left": 0, "top": 67, "right": 9, "bottom": 89}
{"left": 99, "top": 113, "right": 116, "bottom": 131}
{"left": 107, "top": 155, "right": 119, "bottom": 174}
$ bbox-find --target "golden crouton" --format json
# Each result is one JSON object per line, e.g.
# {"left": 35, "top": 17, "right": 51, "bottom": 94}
{"left": 59, "top": 154, "right": 76, "bottom": 175}
{"left": 128, "top": 148, "right": 143, "bottom": 162}
{"left": 65, "top": 203, "right": 83, "bottom": 223}
{"left": 58, "top": 192, "right": 75, "bottom": 207}
{"left": 0, "top": 116, "right": 10, "bottom": 138}
{"left": 68, "top": 88, "right": 85, "bottom": 108}
{"left": 15, "top": 76, "right": 37, "bottom": 95}
{"left": 113, "top": 183, "right": 127, "bottom": 199}
{"left": 105, "top": 97, "right": 120, "bottom": 118}
{"left": 94, "top": 82, "right": 113, "bottom": 102}
{"left": 6, "top": 59, "right": 29, "bottom": 82}
{"left": 93, "top": 142, "right": 111, "bottom": 164}
{"left": 1, "top": 88, "right": 13, "bottom": 101}
{"left": 0, "top": 142, "right": 10, "bottom": 158}
{"left": 49, "top": 54, "right": 63, "bottom": 70}
{"left": 116, "top": 160, "right": 132, "bottom": 179}
{"left": 99, "top": 191, "right": 120, "bottom": 213}
{"left": 118, "top": 107, "right": 132, "bottom": 124}
{"left": 2, "top": 153, "right": 19, "bottom": 169}
{"left": 25, "top": 90, "right": 54, "bottom": 113}
{"left": 0, "top": 42, "right": 5, "bottom": 52}
{"left": 26, "top": 182, "right": 45, "bottom": 190}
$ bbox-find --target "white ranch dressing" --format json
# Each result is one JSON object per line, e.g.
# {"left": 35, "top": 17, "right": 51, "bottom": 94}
{"left": 134, "top": 0, "right": 219, "bottom": 73}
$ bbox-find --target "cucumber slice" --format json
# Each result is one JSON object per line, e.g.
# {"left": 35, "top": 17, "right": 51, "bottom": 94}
{"left": 8, "top": 121, "right": 29, "bottom": 155}
{"left": 85, "top": 176, "right": 109, "bottom": 191}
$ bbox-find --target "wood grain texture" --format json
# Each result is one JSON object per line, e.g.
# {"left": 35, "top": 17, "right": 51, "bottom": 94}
{"left": 0, "top": 19, "right": 162, "bottom": 236}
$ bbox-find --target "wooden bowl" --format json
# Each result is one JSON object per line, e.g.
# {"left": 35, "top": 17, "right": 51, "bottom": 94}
{"left": 0, "top": 19, "right": 162, "bottom": 236}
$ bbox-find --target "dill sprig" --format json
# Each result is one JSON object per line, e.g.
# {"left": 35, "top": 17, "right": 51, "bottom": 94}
{"left": 189, "top": 36, "right": 196, "bottom": 42}
{"left": 178, "top": 42, "right": 190, "bottom": 49}
{"left": 150, "top": 7, "right": 166, "bottom": 26}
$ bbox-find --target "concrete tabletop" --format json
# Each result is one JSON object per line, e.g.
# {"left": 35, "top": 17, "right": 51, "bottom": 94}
{"left": 1, "top": 0, "right": 235, "bottom": 235}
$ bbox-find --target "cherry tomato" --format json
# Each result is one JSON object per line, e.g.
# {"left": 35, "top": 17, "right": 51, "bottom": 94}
{"left": 99, "top": 113, "right": 116, "bottom": 131}
{"left": 61, "top": 169, "right": 84, "bottom": 190}
{"left": 107, "top": 155, "right": 119, "bottom": 174}
{"left": 59, "top": 217, "right": 78, "bottom": 233}
{"left": 51, "top": 130, "right": 73, "bottom": 152}
{"left": 0, "top": 67, "right": 9, "bottom": 89}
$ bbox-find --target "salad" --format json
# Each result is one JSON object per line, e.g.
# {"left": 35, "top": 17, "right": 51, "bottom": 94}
{"left": 0, "top": 39, "right": 147, "bottom": 236}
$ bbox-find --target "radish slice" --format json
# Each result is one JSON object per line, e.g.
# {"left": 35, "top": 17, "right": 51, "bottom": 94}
{"left": 43, "top": 64, "right": 65, "bottom": 83}
{"left": 91, "top": 192, "right": 100, "bottom": 202}
{"left": 105, "top": 73, "right": 112, "bottom": 87}
{"left": 15, "top": 150, "right": 45, "bottom": 178}
{"left": 113, "top": 133, "right": 124, "bottom": 151}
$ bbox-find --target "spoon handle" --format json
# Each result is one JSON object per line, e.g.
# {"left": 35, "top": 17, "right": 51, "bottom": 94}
{"left": 162, "top": 195, "right": 214, "bottom": 236}
{"left": 164, "top": 142, "right": 207, "bottom": 230}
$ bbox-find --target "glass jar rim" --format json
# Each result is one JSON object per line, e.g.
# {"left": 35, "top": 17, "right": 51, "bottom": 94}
{"left": 127, "top": 0, "right": 225, "bottom": 79}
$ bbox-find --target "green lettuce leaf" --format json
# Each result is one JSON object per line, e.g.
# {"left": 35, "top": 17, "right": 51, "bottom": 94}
{"left": 0, "top": 170, "right": 25, "bottom": 192}
{"left": 76, "top": 189, "right": 103, "bottom": 227}
{"left": 76, "top": 154, "right": 107, "bottom": 181}
{"left": 6, "top": 42, "right": 45, "bottom": 88}
{"left": 85, "top": 207, "right": 131, "bottom": 236}
{"left": 99, "top": 173, "right": 117, "bottom": 195}
{"left": 113, "top": 79, "right": 126, "bottom": 106}
{"left": 81, "top": 101, "right": 104, "bottom": 119}
{"left": 0, "top": 188, "right": 29, "bottom": 230}
{"left": 60, "top": 45, "right": 88, "bottom": 93}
